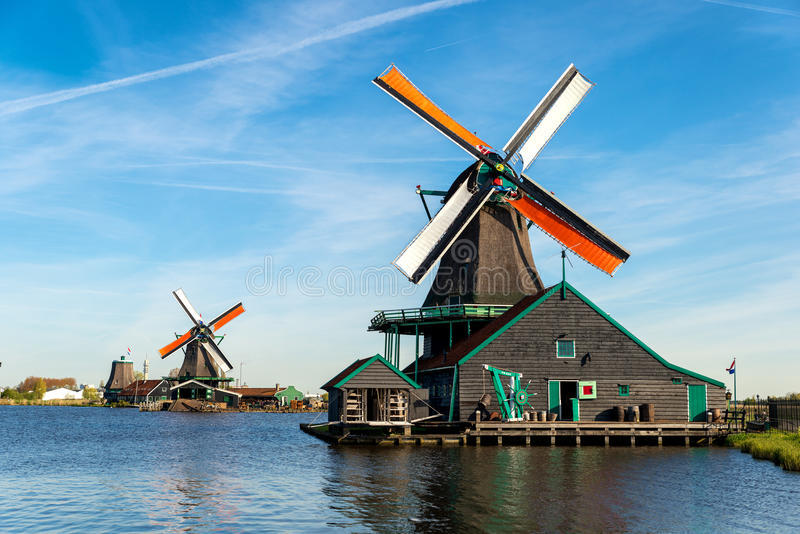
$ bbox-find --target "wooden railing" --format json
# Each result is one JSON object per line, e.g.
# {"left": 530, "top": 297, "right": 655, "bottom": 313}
{"left": 370, "top": 304, "right": 512, "bottom": 329}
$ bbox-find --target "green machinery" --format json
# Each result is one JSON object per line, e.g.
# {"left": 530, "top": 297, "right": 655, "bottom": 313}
{"left": 483, "top": 364, "right": 532, "bottom": 421}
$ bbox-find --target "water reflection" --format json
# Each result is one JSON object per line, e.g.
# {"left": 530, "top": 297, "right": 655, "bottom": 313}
{"left": 2, "top": 407, "right": 799, "bottom": 533}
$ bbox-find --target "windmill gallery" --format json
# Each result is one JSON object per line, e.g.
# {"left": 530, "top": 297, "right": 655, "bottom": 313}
{"left": 302, "top": 63, "right": 728, "bottom": 446}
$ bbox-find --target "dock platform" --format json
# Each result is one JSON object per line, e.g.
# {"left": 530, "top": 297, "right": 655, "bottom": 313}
{"left": 301, "top": 421, "right": 729, "bottom": 447}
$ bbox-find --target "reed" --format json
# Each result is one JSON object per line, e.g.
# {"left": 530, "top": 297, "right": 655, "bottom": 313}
{"left": 727, "top": 432, "right": 800, "bottom": 472}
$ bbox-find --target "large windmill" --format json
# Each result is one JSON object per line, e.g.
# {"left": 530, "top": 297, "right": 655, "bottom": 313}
{"left": 373, "top": 64, "right": 629, "bottom": 306}
{"left": 158, "top": 289, "right": 244, "bottom": 406}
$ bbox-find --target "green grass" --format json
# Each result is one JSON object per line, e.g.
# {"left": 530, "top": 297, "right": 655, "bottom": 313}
{"left": 727, "top": 432, "right": 800, "bottom": 472}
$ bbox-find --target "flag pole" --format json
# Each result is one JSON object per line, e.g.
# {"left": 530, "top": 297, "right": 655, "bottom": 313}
{"left": 734, "top": 358, "right": 737, "bottom": 412}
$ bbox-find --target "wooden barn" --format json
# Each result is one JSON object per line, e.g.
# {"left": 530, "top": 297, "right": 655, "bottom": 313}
{"left": 404, "top": 281, "right": 726, "bottom": 422}
{"left": 322, "top": 354, "right": 430, "bottom": 425}
{"left": 170, "top": 379, "right": 241, "bottom": 409}
{"left": 117, "top": 379, "right": 169, "bottom": 404}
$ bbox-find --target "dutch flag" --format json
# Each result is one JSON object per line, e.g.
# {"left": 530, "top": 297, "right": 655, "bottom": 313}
{"left": 726, "top": 358, "right": 735, "bottom": 374}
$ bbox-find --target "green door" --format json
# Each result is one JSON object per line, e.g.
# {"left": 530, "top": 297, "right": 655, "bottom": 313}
{"left": 688, "top": 385, "right": 706, "bottom": 422}
{"left": 549, "top": 381, "right": 560, "bottom": 418}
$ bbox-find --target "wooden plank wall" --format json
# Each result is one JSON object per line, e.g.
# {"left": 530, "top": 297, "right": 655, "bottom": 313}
{"left": 344, "top": 361, "right": 413, "bottom": 389}
{"left": 457, "top": 287, "right": 727, "bottom": 421}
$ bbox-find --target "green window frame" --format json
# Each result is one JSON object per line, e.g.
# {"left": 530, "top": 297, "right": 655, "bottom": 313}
{"left": 672, "top": 377, "right": 683, "bottom": 385}
{"left": 618, "top": 385, "right": 630, "bottom": 396}
{"left": 556, "top": 339, "right": 575, "bottom": 358}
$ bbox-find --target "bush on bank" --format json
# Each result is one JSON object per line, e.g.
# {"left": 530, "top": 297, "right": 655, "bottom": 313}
{"left": 727, "top": 432, "right": 800, "bottom": 472}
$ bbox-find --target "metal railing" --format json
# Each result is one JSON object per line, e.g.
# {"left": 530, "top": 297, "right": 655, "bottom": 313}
{"left": 370, "top": 304, "right": 512, "bottom": 329}
{"left": 737, "top": 397, "right": 800, "bottom": 433}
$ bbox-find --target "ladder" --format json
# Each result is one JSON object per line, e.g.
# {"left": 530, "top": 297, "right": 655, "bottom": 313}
{"left": 345, "top": 390, "right": 364, "bottom": 422}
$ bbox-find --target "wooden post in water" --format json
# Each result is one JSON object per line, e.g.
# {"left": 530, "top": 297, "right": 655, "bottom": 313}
{"left": 604, "top": 435, "right": 610, "bottom": 447}
{"left": 630, "top": 435, "right": 636, "bottom": 447}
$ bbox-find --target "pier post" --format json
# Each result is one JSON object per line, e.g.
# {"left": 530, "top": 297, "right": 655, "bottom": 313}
{"left": 630, "top": 435, "right": 636, "bottom": 447}
{"left": 575, "top": 435, "right": 581, "bottom": 447}
{"left": 497, "top": 435, "right": 503, "bottom": 446}
{"left": 604, "top": 435, "right": 609, "bottom": 447}
{"left": 525, "top": 435, "right": 531, "bottom": 446}
{"left": 658, "top": 435, "right": 663, "bottom": 447}
{"left": 550, "top": 435, "right": 556, "bottom": 447}
{"left": 403, "top": 425, "right": 411, "bottom": 436}
{"left": 476, "top": 436, "right": 481, "bottom": 446}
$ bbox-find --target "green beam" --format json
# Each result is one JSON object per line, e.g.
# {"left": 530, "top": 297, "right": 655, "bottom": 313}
{"left": 448, "top": 365, "right": 458, "bottom": 422}
{"left": 414, "top": 325, "right": 419, "bottom": 384}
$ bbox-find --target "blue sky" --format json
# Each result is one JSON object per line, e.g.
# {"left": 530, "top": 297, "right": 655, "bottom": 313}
{"left": 0, "top": 0, "right": 797, "bottom": 397}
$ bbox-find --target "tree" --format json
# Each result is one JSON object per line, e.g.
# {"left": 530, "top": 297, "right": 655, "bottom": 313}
{"left": 134, "top": 371, "right": 145, "bottom": 381}
{"left": 321, "top": 392, "right": 329, "bottom": 402}
{"left": 33, "top": 378, "right": 46, "bottom": 400}
{"left": 1, "top": 388, "right": 21, "bottom": 400}
{"left": 83, "top": 386, "right": 99, "bottom": 400}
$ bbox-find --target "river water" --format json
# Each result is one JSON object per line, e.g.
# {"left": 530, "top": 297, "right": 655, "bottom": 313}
{"left": 1, "top": 407, "right": 798, "bottom": 533}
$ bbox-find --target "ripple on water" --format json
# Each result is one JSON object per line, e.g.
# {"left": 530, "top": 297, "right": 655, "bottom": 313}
{"left": 1, "top": 406, "right": 798, "bottom": 533}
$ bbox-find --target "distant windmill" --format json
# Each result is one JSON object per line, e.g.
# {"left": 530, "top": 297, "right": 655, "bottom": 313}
{"left": 373, "top": 63, "right": 630, "bottom": 300}
{"left": 158, "top": 289, "right": 244, "bottom": 382}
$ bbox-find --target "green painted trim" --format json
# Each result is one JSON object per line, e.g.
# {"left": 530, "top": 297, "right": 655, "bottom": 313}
{"left": 563, "top": 282, "right": 726, "bottom": 388}
{"left": 455, "top": 281, "right": 725, "bottom": 389}
{"left": 333, "top": 354, "right": 420, "bottom": 389}
{"left": 448, "top": 365, "right": 458, "bottom": 422}
{"left": 457, "top": 286, "right": 560, "bottom": 366}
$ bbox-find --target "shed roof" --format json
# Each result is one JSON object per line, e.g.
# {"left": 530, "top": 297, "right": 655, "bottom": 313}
{"left": 118, "top": 380, "right": 165, "bottom": 396}
{"left": 406, "top": 281, "right": 725, "bottom": 388}
{"left": 322, "top": 354, "right": 420, "bottom": 390}
{"left": 231, "top": 387, "right": 278, "bottom": 397}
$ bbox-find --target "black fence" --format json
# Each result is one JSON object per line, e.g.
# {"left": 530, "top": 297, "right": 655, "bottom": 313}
{"left": 737, "top": 397, "right": 800, "bottom": 433}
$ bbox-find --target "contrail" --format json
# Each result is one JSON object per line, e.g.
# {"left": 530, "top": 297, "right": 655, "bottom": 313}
{"left": 701, "top": 0, "right": 800, "bottom": 17}
{"left": 0, "top": 0, "right": 476, "bottom": 117}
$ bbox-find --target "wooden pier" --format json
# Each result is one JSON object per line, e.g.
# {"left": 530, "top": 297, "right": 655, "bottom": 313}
{"left": 301, "top": 421, "right": 728, "bottom": 447}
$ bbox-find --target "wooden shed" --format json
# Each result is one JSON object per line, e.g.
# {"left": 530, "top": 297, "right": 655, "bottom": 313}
{"left": 323, "top": 354, "right": 430, "bottom": 424}
{"left": 406, "top": 282, "right": 726, "bottom": 422}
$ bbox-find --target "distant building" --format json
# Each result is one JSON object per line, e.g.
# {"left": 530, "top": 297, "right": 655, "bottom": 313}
{"left": 104, "top": 356, "right": 135, "bottom": 403}
{"left": 275, "top": 385, "right": 304, "bottom": 406}
{"left": 117, "top": 380, "right": 170, "bottom": 404}
{"left": 42, "top": 388, "right": 83, "bottom": 401}
{"left": 232, "top": 387, "right": 279, "bottom": 409}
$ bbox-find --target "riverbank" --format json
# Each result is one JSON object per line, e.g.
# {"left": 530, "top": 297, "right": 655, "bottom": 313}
{"left": 727, "top": 432, "right": 800, "bottom": 471}
{"left": 0, "top": 398, "right": 102, "bottom": 407}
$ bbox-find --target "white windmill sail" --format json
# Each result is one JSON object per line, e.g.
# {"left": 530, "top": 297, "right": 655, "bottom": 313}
{"left": 503, "top": 64, "right": 593, "bottom": 172}
{"left": 394, "top": 181, "right": 494, "bottom": 284}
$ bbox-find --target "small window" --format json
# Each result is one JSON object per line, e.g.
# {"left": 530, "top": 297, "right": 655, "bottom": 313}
{"left": 448, "top": 295, "right": 461, "bottom": 306}
{"left": 672, "top": 377, "right": 682, "bottom": 385}
{"left": 556, "top": 339, "right": 575, "bottom": 358}
{"left": 619, "top": 385, "right": 630, "bottom": 396}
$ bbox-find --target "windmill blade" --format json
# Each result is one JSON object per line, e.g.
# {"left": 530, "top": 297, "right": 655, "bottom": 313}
{"left": 394, "top": 180, "right": 494, "bottom": 284}
{"left": 203, "top": 336, "right": 234, "bottom": 373}
{"left": 173, "top": 288, "right": 202, "bottom": 325}
{"left": 507, "top": 186, "right": 628, "bottom": 275}
{"left": 503, "top": 64, "right": 593, "bottom": 171}
{"left": 373, "top": 64, "right": 495, "bottom": 165}
{"left": 159, "top": 329, "right": 195, "bottom": 358}
{"left": 209, "top": 302, "right": 245, "bottom": 332}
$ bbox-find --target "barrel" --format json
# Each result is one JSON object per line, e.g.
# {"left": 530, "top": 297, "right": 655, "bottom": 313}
{"left": 632, "top": 406, "right": 640, "bottom": 423}
{"left": 530, "top": 411, "right": 539, "bottom": 422}
{"left": 613, "top": 406, "right": 625, "bottom": 422}
{"left": 539, "top": 410, "right": 547, "bottom": 422}
{"left": 712, "top": 408, "right": 721, "bottom": 422}
{"left": 547, "top": 412, "right": 558, "bottom": 422}
{"left": 640, "top": 403, "right": 655, "bottom": 422}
